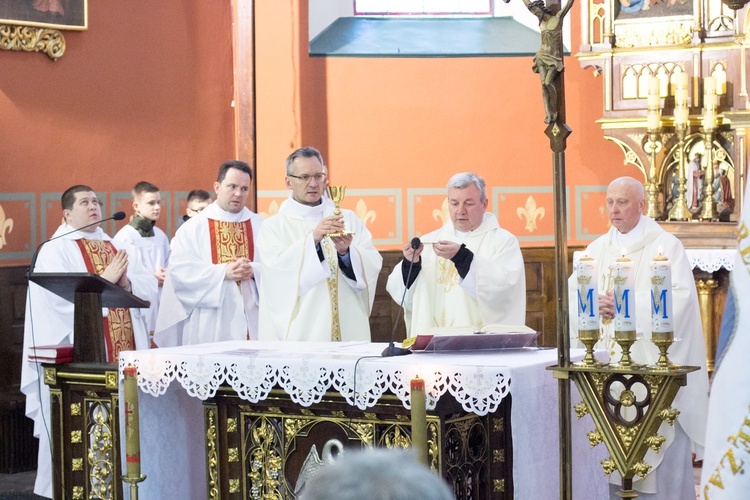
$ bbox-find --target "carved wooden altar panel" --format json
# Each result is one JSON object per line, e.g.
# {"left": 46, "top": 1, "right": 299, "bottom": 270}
{"left": 205, "top": 388, "right": 513, "bottom": 500}
{"left": 45, "top": 363, "right": 123, "bottom": 500}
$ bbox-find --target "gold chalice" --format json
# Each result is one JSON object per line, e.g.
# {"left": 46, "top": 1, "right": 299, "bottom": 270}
{"left": 327, "top": 185, "right": 354, "bottom": 237}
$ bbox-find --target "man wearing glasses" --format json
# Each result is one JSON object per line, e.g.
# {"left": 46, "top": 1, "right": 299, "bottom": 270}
{"left": 175, "top": 189, "right": 211, "bottom": 231}
{"left": 257, "top": 146, "right": 382, "bottom": 342}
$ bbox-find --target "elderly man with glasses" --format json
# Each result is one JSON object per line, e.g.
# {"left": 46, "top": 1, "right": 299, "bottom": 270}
{"left": 257, "top": 146, "right": 382, "bottom": 342}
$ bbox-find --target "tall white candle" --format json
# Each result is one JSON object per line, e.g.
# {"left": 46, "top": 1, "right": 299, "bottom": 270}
{"left": 577, "top": 255, "right": 599, "bottom": 331}
{"left": 650, "top": 249, "right": 673, "bottom": 333}
{"left": 613, "top": 252, "right": 636, "bottom": 333}
{"left": 647, "top": 77, "right": 661, "bottom": 131}
{"left": 703, "top": 76, "right": 718, "bottom": 129}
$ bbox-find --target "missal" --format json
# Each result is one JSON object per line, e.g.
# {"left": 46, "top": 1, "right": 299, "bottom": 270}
{"left": 28, "top": 343, "right": 74, "bottom": 363}
{"left": 405, "top": 324, "right": 539, "bottom": 352}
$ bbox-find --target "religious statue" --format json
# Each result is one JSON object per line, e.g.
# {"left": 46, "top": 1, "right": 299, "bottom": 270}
{"left": 523, "top": 0, "right": 575, "bottom": 124}
{"left": 712, "top": 162, "right": 734, "bottom": 218}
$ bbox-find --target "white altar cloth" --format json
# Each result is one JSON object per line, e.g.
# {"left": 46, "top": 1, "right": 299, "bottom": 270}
{"left": 119, "top": 342, "right": 607, "bottom": 499}
{"left": 575, "top": 248, "right": 736, "bottom": 272}
{"left": 685, "top": 248, "right": 735, "bottom": 272}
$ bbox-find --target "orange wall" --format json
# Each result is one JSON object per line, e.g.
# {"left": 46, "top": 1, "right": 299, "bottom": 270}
{"left": 1, "top": 1, "right": 629, "bottom": 267}
{"left": 254, "top": 1, "right": 626, "bottom": 249}
{"left": 0, "top": 1, "right": 235, "bottom": 265}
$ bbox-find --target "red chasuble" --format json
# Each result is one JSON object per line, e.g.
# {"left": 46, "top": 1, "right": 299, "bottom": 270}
{"left": 76, "top": 239, "right": 136, "bottom": 362}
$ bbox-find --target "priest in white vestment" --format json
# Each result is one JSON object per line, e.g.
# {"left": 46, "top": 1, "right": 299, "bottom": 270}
{"left": 257, "top": 146, "right": 382, "bottom": 342}
{"left": 386, "top": 173, "right": 526, "bottom": 337}
{"left": 114, "top": 181, "right": 171, "bottom": 337}
{"left": 568, "top": 177, "right": 708, "bottom": 500}
{"left": 22, "top": 185, "right": 154, "bottom": 498}
{"left": 155, "top": 161, "right": 262, "bottom": 346}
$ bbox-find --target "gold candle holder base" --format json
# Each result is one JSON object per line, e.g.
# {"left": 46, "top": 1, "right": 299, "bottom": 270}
{"left": 611, "top": 330, "right": 641, "bottom": 369}
{"left": 576, "top": 329, "right": 602, "bottom": 366}
{"left": 123, "top": 474, "right": 147, "bottom": 500}
{"left": 651, "top": 331, "right": 677, "bottom": 369}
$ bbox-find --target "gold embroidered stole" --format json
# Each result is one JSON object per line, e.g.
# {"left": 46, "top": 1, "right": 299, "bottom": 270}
{"left": 208, "top": 219, "right": 254, "bottom": 265}
{"left": 208, "top": 219, "right": 254, "bottom": 339}
{"left": 76, "top": 239, "right": 135, "bottom": 362}
{"left": 321, "top": 239, "right": 342, "bottom": 341}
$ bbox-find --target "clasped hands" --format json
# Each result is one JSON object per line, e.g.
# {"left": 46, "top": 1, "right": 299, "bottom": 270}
{"left": 314, "top": 214, "right": 352, "bottom": 255}
{"left": 225, "top": 258, "right": 254, "bottom": 281}
{"left": 101, "top": 250, "right": 130, "bottom": 289}
{"left": 599, "top": 292, "right": 615, "bottom": 321}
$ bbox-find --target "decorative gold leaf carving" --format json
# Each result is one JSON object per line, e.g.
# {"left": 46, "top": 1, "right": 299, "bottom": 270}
{"left": 229, "top": 478, "right": 240, "bottom": 493}
{"left": 226, "top": 417, "right": 237, "bottom": 433}
{"left": 574, "top": 402, "right": 589, "bottom": 419}
{"left": 493, "top": 479, "right": 505, "bottom": 492}
{"left": 0, "top": 24, "right": 65, "bottom": 60}
{"left": 601, "top": 458, "right": 617, "bottom": 475}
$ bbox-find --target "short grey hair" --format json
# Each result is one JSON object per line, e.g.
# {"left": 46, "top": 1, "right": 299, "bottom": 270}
{"left": 286, "top": 146, "right": 326, "bottom": 176}
{"left": 300, "top": 449, "right": 454, "bottom": 500}
{"left": 446, "top": 172, "right": 487, "bottom": 203}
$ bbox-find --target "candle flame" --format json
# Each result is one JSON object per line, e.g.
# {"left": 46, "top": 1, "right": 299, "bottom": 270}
{"left": 657, "top": 245, "right": 663, "bottom": 257}
{"left": 621, "top": 248, "right": 627, "bottom": 258}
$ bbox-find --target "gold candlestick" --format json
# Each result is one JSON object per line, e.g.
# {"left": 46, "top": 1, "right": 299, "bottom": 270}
{"left": 644, "top": 131, "right": 662, "bottom": 220}
{"left": 668, "top": 125, "right": 691, "bottom": 221}
{"left": 326, "top": 185, "right": 354, "bottom": 237}
{"left": 652, "top": 331, "right": 676, "bottom": 369}
{"left": 577, "top": 328, "right": 601, "bottom": 367}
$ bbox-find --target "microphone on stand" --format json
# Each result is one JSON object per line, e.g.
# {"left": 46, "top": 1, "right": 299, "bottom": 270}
{"left": 27, "top": 211, "right": 127, "bottom": 278}
{"left": 382, "top": 237, "right": 422, "bottom": 357}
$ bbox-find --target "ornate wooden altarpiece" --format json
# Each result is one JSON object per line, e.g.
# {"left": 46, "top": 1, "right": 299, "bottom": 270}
{"left": 577, "top": 0, "right": 749, "bottom": 370}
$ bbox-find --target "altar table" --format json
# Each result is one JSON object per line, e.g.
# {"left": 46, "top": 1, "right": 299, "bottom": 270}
{"left": 119, "top": 341, "right": 607, "bottom": 499}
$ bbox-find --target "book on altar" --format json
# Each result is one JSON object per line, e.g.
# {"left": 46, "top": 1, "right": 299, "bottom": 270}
{"left": 405, "top": 324, "right": 539, "bottom": 352}
{"left": 28, "top": 343, "right": 74, "bottom": 363}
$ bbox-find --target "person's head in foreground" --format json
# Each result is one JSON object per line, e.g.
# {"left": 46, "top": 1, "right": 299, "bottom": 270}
{"left": 299, "top": 449, "right": 454, "bottom": 500}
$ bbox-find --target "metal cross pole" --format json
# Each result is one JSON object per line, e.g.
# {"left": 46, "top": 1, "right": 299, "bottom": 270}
{"left": 518, "top": 0, "right": 574, "bottom": 497}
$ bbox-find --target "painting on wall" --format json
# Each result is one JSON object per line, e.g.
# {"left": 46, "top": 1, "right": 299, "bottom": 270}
{"left": 0, "top": 0, "right": 87, "bottom": 30}
{"left": 616, "top": 0, "right": 693, "bottom": 21}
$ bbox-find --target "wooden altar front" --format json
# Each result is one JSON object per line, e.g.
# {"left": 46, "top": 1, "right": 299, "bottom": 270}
{"left": 207, "top": 387, "right": 513, "bottom": 499}
{"left": 44, "top": 362, "right": 123, "bottom": 500}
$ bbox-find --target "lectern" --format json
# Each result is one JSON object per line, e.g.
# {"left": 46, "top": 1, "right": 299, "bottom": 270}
{"left": 28, "top": 272, "right": 150, "bottom": 363}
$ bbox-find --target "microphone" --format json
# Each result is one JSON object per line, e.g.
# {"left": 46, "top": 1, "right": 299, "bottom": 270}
{"left": 382, "top": 237, "right": 422, "bottom": 357}
{"left": 28, "top": 211, "right": 127, "bottom": 277}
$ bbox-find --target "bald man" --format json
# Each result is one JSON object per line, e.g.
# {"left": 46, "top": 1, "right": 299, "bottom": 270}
{"left": 568, "top": 177, "right": 708, "bottom": 499}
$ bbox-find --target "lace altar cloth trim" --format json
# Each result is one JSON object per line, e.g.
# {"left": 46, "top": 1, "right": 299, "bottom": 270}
{"left": 574, "top": 249, "right": 736, "bottom": 272}
{"left": 117, "top": 341, "right": 541, "bottom": 416}
{"left": 685, "top": 248, "right": 735, "bottom": 272}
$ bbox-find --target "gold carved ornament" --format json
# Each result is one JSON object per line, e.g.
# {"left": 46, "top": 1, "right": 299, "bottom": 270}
{"left": 0, "top": 24, "right": 65, "bottom": 60}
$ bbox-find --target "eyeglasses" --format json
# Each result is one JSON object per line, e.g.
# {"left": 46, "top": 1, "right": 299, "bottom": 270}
{"left": 288, "top": 173, "right": 327, "bottom": 184}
